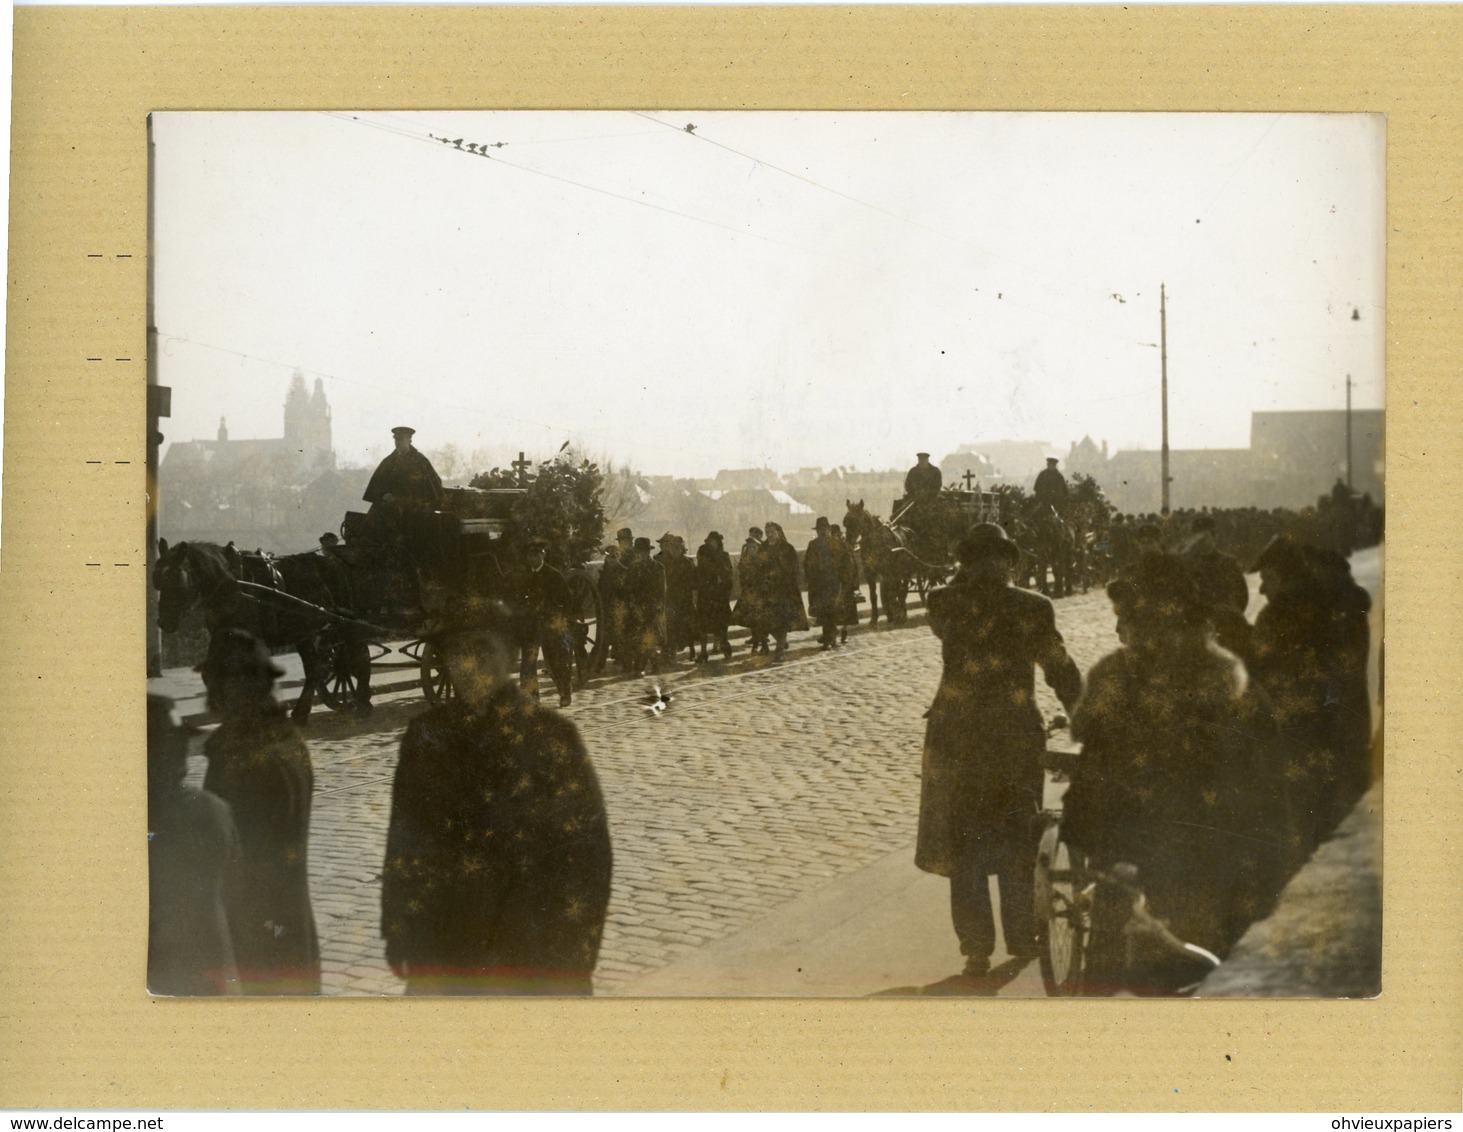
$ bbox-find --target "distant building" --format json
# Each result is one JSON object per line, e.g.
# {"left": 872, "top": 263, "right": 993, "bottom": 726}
{"left": 158, "top": 372, "right": 341, "bottom": 545}
{"left": 1059, "top": 410, "right": 1385, "bottom": 513}
{"left": 941, "top": 441, "right": 1048, "bottom": 487}
{"left": 162, "top": 372, "right": 335, "bottom": 483}
{"left": 1250, "top": 410, "right": 1385, "bottom": 506}
{"left": 712, "top": 467, "right": 785, "bottom": 491}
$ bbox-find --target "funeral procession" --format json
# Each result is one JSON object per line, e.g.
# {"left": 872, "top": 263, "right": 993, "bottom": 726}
{"left": 144, "top": 110, "right": 1383, "bottom": 999}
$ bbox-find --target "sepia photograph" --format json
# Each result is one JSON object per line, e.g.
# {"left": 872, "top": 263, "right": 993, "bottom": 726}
{"left": 144, "top": 109, "right": 1384, "bottom": 999}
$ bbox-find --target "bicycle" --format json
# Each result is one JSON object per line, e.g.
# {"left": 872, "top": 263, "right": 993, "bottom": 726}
{"left": 1033, "top": 731, "right": 1223, "bottom": 997}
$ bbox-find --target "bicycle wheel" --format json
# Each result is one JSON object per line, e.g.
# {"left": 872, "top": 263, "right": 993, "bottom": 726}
{"left": 1035, "top": 820, "right": 1090, "bottom": 995}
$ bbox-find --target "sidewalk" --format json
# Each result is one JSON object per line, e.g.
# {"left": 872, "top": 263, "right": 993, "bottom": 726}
{"left": 620, "top": 783, "right": 1383, "bottom": 999}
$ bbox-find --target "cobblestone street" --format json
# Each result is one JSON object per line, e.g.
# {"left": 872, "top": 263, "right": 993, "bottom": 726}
{"left": 174, "top": 584, "right": 1127, "bottom": 997}
{"left": 162, "top": 549, "right": 1380, "bottom": 997}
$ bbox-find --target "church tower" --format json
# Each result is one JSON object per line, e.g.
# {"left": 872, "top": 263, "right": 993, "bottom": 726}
{"left": 283, "top": 371, "right": 310, "bottom": 446}
{"left": 281, "top": 370, "right": 335, "bottom": 470}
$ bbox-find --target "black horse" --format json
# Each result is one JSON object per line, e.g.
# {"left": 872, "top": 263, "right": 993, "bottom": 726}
{"left": 842, "top": 499, "right": 914, "bottom": 625}
{"left": 153, "top": 539, "right": 372, "bottom": 722}
{"left": 1015, "top": 504, "right": 1076, "bottom": 598}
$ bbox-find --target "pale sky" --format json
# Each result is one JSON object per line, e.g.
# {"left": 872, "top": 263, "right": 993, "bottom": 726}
{"left": 153, "top": 111, "right": 1384, "bottom": 478}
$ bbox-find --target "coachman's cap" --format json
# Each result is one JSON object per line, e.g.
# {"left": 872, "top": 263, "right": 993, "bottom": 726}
{"left": 1046, "top": 457, "right": 1059, "bottom": 465}
{"left": 956, "top": 522, "right": 1020, "bottom": 565}
{"left": 916, "top": 451, "right": 931, "bottom": 458}
{"left": 196, "top": 628, "right": 285, "bottom": 680}
{"left": 391, "top": 426, "right": 416, "bottom": 437}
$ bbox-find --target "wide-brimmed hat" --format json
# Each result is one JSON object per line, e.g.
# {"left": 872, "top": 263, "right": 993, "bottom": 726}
{"left": 706, "top": 531, "right": 724, "bottom": 543}
{"left": 633, "top": 537, "right": 653, "bottom": 551}
{"left": 814, "top": 516, "right": 830, "bottom": 530}
{"left": 956, "top": 522, "right": 1020, "bottom": 565}
{"left": 195, "top": 628, "right": 285, "bottom": 680}
{"left": 615, "top": 527, "right": 634, "bottom": 542}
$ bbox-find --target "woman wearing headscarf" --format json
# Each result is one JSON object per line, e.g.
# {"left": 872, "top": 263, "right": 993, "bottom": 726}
{"left": 760, "top": 521, "right": 808, "bottom": 662}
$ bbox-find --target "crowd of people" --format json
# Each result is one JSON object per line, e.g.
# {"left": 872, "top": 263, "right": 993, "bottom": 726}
{"left": 592, "top": 517, "right": 862, "bottom": 670}
{"left": 918, "top": 516, "right": 1376, "bottom": 994}
{"left": 148, "top": 440, "right": 1379, "bottom": 998}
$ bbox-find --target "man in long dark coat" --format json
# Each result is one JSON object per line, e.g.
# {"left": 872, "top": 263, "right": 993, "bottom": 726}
{"left": 517, "top": 538, "right": 575, "bottom": 708}
{"left": 761, "top": 521, "right": 808, "bottom": 661}
{"left": 362, "top": 426, "right": 446, "bottom": 567}
{"left": 695, "top": 531, "right": 735, "bottom": 663}
{"left": 596, "top": 528, "right": 634, "bottom": 673}
{"left": 1248, "top": 536, "right": 1373, "bottom": 853}
{"left": 1033, "top": 457, "right": 1069, "bottom": 511}
{"left": 362, "top": 426, "right": 444, "bottom": 510}
{"left": 904, "top": 452, "right": 942, "bottom": 499}
{"left": 805, "top": 517, "right": 842, "bottom": 649}
{"left": 916, "top": 523, "right": 1082, "bottom": 980}
{"left": 622, "top": 537, "right": 666, "bottom": 675}
{"left": 381, "top": 600, "right": 613, "bottom": 995}
{"left": 655, "top": 533, "right": 698, "bottom": 666}
{"left": 199, "top": 629, "right": 321, "bottom": 995}
{"left": 148, "top": 694, "right": 239, "bottom": 996}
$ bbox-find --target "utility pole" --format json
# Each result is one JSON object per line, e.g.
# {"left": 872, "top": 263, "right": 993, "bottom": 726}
{"left": 1160, "top": 282, "right": 1170, "bottom": 515}
{"left": 1345, "top": 373, "right": 1354, "bottom": 490}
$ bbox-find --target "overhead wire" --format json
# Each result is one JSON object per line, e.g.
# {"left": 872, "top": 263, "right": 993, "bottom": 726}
{"left": 324, "top": 111, "right": 1167, "bottom": 356}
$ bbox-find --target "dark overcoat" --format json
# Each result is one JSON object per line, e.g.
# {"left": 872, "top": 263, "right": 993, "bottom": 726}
{"left": 623, "top": 554, "right": 667, "bottom": 659}
{"left": 148, "top": 783, "right": 240, "bottom": 996}
{"left": 804, "top": 535, "right": 841, "bottom": 622}
{"left": 598, "top": 553, "right": 630, "bottom": 651}
{"left": 695, "top": 544, "right": 734, "bottom": 634}
{"left": 915, "top": 577, "right": 1082, "bottom": 877}
{"left": 1062, "top": 645, "right": 1299, "bottom": 969}
{"left": 1033, "top": 467, "right": 1069, "bottom": 508}
{"left": 761, "top": 539, "right": 809, "bottom": 634}
{"left": 1249, "top": 574, "right": 1372, "bottom": 850}
{"left": 362, "top": 446, "right": 444, "bottom": 507}
{"left": 657, "top": 552, "right": 698, "bottom": 652}
{"left": 381, "top": 689, "right": 613, "bottom": 994}
{"left": 203, "top": 707, "right": 321, "bottom": 994}
{"left": 731, "top": 540, "right": 767, "bottom": 631}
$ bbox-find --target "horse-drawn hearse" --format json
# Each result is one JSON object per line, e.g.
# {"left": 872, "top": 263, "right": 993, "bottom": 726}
{"left": 153, "top": 485, "right": 603, "bottom": 721}
{"left": 841, "top": 488, "right": 1004, "bottom": 625}
{"left": 841, "top": 483, "right": 1116, "bottom": 617}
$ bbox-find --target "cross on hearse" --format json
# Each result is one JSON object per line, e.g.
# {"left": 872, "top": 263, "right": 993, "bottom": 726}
{"left": 961, "top": 469, "right": 978, "bottom": 490}
{"left": 511, "top": 451, "right": 534, "bottom": 486}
